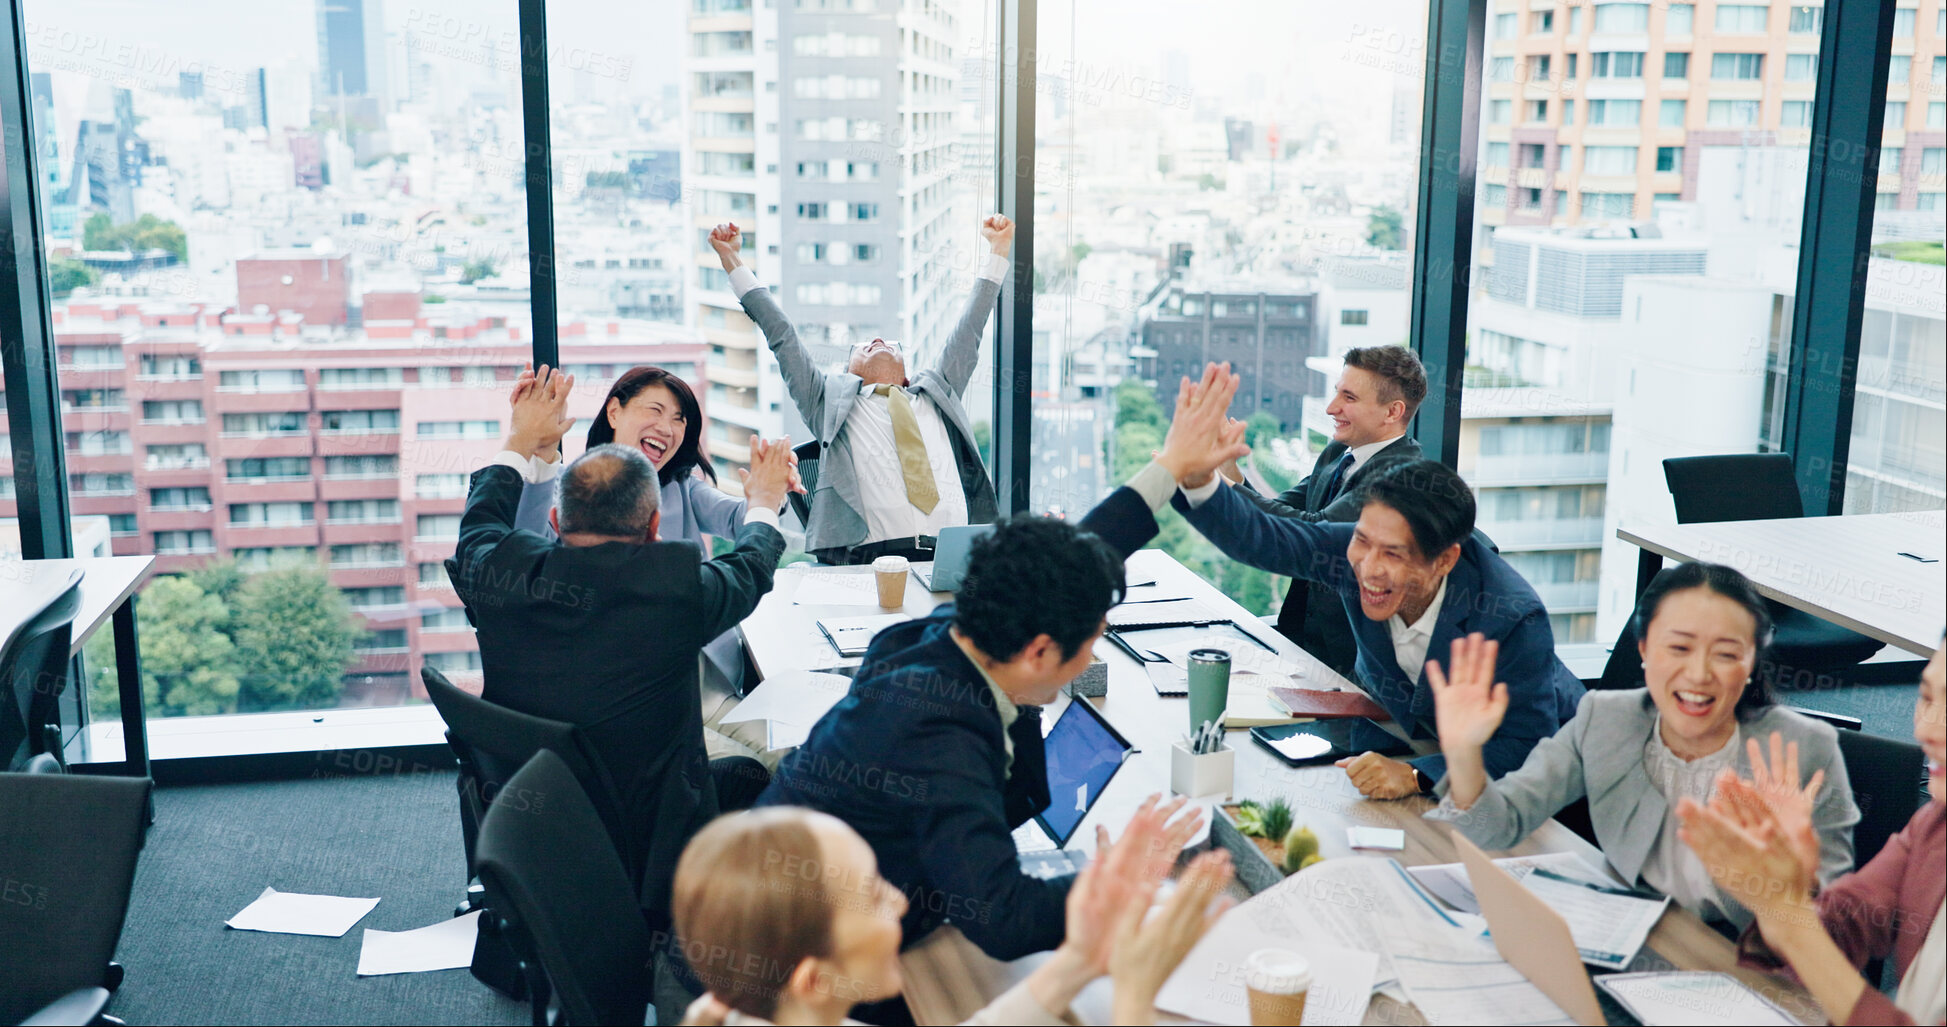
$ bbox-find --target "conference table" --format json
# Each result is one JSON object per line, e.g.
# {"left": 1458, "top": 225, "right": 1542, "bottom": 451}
{"left": 1619, "top": 509, "right": 1945, "bottom": 658}
{"left": 741, "top": 550, "right": 1823, "bottom": 1025}
{"left": 0, "top": 555, "right": 157, "bottom": 779}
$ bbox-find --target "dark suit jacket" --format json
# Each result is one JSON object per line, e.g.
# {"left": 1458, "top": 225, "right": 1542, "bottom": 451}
{"left": 1236, "top": 435, "right": 1423, "bottom": 678}
{"left": 755, "top": 609, "right": 1060, "bottom": 959}
{"left": 1081, "top": 481, "right": 1582, "bottom": 782}
{"left": 449, "top": 464, "right": 784, "bottom": 916}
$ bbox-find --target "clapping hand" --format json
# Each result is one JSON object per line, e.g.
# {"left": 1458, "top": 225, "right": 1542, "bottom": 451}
{"left": 1057, "top": 795, "right": 1205, "bottom": 976}
{"left": 1109, "top": 849, "right": 1235, "bottom": 1025}
{"left": 507, "top": 363, "right": 576, "bottom": 461}
{"left": 1676, "top": 792, "right": 1818, "bottom": 931}
{"left": 1427, "top": 634, "right": 1509, "bottom": 753}
{"left": 1708, "top": 732, "right": 1824, "bottom": 890}
{"left": 1156, "top": 363, "right": 1250, "bottom": 488}
{"left": 738, "top": 436, "right": 793, "bottom": 514}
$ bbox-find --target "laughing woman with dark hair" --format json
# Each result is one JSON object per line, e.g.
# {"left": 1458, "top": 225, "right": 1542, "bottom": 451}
{"left": 497, "top": 364, "right": 795, "bottom": 696}
{"left": 1425, "top": 562, "right": 1860, "bottom": 929}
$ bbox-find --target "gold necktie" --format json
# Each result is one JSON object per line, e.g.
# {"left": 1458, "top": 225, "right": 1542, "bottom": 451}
{"left": 873, "top": 384, "right": 939, "bottom": 514}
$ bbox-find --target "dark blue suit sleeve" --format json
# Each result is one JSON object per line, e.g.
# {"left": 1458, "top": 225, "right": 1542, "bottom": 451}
{"left": 1077, "top": 486, "right": 1162, "bottom": 560}
{"left": 1172, "top": 480, "right": 1355, "bottom": 588}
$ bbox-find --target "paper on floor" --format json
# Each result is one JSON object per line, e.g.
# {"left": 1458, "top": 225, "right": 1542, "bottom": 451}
{"left": 357, "top": 910, "right": 482, "bottom": 976}
{"left": 1155, "top": 904, "right": 1379, "bottom": 1025}
{"left": 226, "top": 886, "right": 380, "bottom": 937}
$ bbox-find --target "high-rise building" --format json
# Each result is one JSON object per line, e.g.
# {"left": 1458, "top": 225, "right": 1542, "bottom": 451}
{"left": 1479, "top": 0, "right": 1947, "bottom": 228}
{"left": 316, "top": 0, "right": 389, "bottom": 111}
{"left": 685, "top": 0, "right": 964, "bottom": 474}
{"left": 1140, "top": 279, "right": 1323, "bottom": 432}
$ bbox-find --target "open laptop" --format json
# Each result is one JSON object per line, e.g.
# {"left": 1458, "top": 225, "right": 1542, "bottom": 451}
{"left": 912, "top": 524, "right": 994, "bottom": 593}
{"left": 1451, "top": 829, "right": 1606, "bottom": 1026}
{"left": 1017, "top": 698, "right": 1136, "bottom": 880}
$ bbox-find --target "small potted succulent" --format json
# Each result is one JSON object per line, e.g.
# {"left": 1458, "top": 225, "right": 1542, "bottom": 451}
{"left": 1216, "top": 796, "right": 1325, "bottom": 893}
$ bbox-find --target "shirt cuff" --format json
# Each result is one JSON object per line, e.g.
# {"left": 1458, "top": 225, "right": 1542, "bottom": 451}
{"left": 1180, "top": 473, "right": 1223, "bottom": 508}
{"left": 977, "top": 251, "right": 1010, "bottom": 283}
{"left": 1127, "top": 460, "right": 1180, "bottom": 513}
{"left": 728, "top": 265, "right": 760, "bottom": 300}
{"left": 527, "top": 453, "right": 561, "bottom": 483}
{"left": 744, "top": 506, "right": 781, "bottom": 531}
{"left": 492, "top": 450, "right": 558, "bottom": 484}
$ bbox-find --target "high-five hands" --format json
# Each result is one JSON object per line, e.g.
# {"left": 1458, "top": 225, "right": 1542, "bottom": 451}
{"left": 708, "top": 223, "right": 743, "bottom": 272}
{"left": 507, "top": 363, "right": 576, "bottom": 461}
{"left": 980, "top": 214, "right": 1016, "bottom": 256}
{"left": 1156, "top": 363, "right": 1250, "bottom": 488}
{"left": 738, "top": 436, "right": 793, "bottom": 514}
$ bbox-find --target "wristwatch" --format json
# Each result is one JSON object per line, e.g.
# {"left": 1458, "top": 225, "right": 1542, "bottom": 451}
{"left": 1414, "top": 768, "right": 1435, "bottom": 794}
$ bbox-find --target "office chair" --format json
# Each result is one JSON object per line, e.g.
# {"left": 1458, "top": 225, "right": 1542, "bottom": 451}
{"left": 0, "top": 771, "right": 152, "bottom": 1026}
{"left": 788, "top": 439, "right": 821, "bottom": 530}
{"left": 2, "top": 575, "right": 84, "bottom": 771}
{"left": 1660, "top": 455, "right": 1885, "bottom": 682}
{"left": 474, "top": 750, "right": 655, "bottom": 1027}
{"left": 421, "top": 665, "right": 633, "bottom": 1002}
{"left": 1836, "top": 730, "right": 1925, "bottom": 869}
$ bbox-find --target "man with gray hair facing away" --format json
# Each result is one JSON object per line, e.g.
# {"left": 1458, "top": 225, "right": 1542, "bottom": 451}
{"left": 449, "top": 368, "right": 793, "bottom": 929}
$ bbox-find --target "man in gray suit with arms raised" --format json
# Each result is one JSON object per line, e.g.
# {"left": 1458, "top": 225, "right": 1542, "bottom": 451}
{"left": 709, "top": 216, "right": 1015, "bottom": 565}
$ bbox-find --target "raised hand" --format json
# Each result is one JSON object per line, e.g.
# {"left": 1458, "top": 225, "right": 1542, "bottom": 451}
{"left": 738, "top": 435, "right": 792, "bottom": 514}
{"left": 708, "top": 223, "right": 743, "bottom": 271}
{"left": 506, "top": 364, "right": 576, "bottom": 460}
{"left": 980, "top": 214, "right": 1016, "bottom": 256}
{"left": 1156, "top": 362, "right": 1250, "bottom": 488}
{"left": 1108, "top": 849, "right": 1235, "bottom": 1025}
{"left": 1428, "top": 634, "right": 1509, "bottom": 753}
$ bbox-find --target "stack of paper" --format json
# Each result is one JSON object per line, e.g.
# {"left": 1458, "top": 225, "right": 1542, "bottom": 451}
{"left": 718, "top": 671, "right": 854, "bottom": 750}
{"left": 1155, "top": 905, "right": 1379, "bottom": 1025}
{"left": 1410, "top": 852, "right": 1669, "bottom": 970}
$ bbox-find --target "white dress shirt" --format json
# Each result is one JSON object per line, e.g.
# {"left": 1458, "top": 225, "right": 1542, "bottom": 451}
{"left": 489, "top": 450, "right": 779, "bottom": 531}
{"left": 725, "top": 253, "right": 1009, "bottom": 545}
{"left": 1386, "top": 575, "right": 1447, "bottom": 683}
{"left": 1343, "top": 432, "right": 1406, "bottom": 474}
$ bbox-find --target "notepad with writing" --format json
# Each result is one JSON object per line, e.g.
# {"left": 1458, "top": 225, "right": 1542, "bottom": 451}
{"left": 815, "top": 613, "right": 910, "bottom": 657}
{"left": 1267, "top": 686, "right": 1393, "bottom": 722}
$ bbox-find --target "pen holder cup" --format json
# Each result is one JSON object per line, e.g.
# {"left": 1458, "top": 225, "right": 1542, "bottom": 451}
{"left": 1170, "top": 741, "right": 1235, "bottom": 799}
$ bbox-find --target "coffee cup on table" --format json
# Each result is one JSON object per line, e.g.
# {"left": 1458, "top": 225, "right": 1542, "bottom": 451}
{"left": 1245, "top": 948, "right": 1311, "bottom": 1026}
{"left": 872, "top": 556, "right": 910, "bottom": 608}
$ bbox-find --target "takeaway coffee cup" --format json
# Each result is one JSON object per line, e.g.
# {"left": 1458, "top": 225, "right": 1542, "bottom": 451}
{"left": 873, "top": 556, "right": 910, "bottom": 607}
{"left": 1245, "top": 948, "right": 1311, "bottom": 1026}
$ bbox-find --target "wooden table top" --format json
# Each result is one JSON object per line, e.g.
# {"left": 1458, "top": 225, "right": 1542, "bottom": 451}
{"left": 1619, "top": 510, "right": 1944, "bottom": 657}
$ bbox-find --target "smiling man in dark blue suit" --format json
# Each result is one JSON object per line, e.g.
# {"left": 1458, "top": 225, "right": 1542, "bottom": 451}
{"left": 1101, "top": 363, "right": 1584, "bottom": 800}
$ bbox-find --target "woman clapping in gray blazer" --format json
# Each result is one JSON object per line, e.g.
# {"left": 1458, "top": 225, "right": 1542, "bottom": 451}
{"left": 1424, "top": 562, "right": 1859, "bottom": 928}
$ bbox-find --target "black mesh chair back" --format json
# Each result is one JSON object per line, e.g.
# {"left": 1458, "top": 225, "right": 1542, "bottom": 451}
{"left": 420, "top": 665, "right": 631, "bottom": 880}
{"left": 0, "top": 772, "right": 152, "bottom": 1024}
{"left": 2, "top": 576, "right": 83, "bottom": 771}
{"left": 474, "top": 750, "right": 654, "bottom": 1027}
{"left": 789, "top": 439, "right": 821, "bottom": 530}
{"left": 1837, "top": 730, "right": 1925, "bottom": 867}
{"left": 1661, "top": 453, "right": 1804, "bottom": 524}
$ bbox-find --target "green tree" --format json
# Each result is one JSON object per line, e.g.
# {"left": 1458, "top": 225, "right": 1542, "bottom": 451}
{"left": 125, "top": 213, "right": 189, "bottom": 263}
{"left": 49, "top": 257, "right": 99, "bottom": 297}
{"left": 187, "top": 557, "right": 248, "bottom": 609}
{"left": 1242, "top": 410, "right": 1281, "bottom": 452}
{"left": 972, "top": 419, "right": 992, "bottom": 467}
{"left": 81, "top": 210, "right": 118, "bottom": 251}
{"left": 1197, "top": 172, "right": 1222, "bottom": 191}
{"left": 1069, "top": 242, "right": 1092, "bottom": 266}
{"left": 107, "top": 576, "right": 243, "bottom": 717}
{"left": 1113, "top": 378, "right": 1166, "bottom": 434}
{"left": 231, "top": 566, "right": 361, "bottom": 711}
{"left": 459, "top": 257, "right": 499, "bottom": 285}
{"left": 1366, "top": 206, "right": 1404, "bottom": 251}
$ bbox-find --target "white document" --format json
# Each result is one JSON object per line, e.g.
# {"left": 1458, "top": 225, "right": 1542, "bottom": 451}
{"left": 1521, "top": 870, "right": 1670, "bottom": 971}
{"left": 718, "top": 671, "right": 853, "bottom": 750}
{"left": 1597, "top": 971, "right": 1801, "bottom": 1026}
{"left": 226, "top": 887, "right": 380, "bottom": 937}
{"left": 790, "top": 569, "right": 885, "bottom": 606}
{"left": 357, "top": 910, "right": 481, "bottom": 976}
{"left": 1386, "top": 940, "right": 1578, "bottom": 1027}
{"left": 1155, "top": 904, "right": 1378, "bottom": 1026}
{"left": 1408, "top": 851, "right": 1603, "bottom": 914}
{"left": 1238, "top": 856, "right": 1462, "bottom": 993}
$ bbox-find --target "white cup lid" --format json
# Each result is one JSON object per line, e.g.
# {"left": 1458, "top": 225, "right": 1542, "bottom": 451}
{"left": 871, "top": 555, "right": 909, "bottom": 572}
{"left": 1245, "top": 949, "right": 1312, "bottom": 993}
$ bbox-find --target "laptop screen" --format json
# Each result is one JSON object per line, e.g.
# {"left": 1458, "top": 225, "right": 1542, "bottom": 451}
{"left": 1033, "top": 698, "right": 1134, "bottom": 848}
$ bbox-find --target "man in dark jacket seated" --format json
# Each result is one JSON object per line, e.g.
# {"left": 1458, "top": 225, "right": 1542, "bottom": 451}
{"left": 450, "top": 372, "right": 793, "bottom": 920}
{"left": 755, "top": 514, "right": 1194, "bottom": 961}
{"left": 1097, "top": 362, "right": 1585, "bottom": 800}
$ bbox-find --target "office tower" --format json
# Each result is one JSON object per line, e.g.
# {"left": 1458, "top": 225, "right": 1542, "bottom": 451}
{"left": 246, "top": 62, "right": 314, "bottom": 135}
{"left": 1140, "top": 279, "right": 1323, "bottom": 433}
{"left": 316, "top": 0, "right": 389, "bottom": 112}
{"left": 1479, "top": 0, "right": 1946, "bottom": 227}
{"left": 686, "top": 0, "right": 963, "bottom": 474}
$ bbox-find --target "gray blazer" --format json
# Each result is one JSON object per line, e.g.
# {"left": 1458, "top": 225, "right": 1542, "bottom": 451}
{"left": 741, "top": 279, "right": 1001, "bottom": 557}
{"left": 515, "top": 468, "right": 746, "bottom": 550}
{"left": 1427, "top": 689, "right": 1859, "bottom": 893}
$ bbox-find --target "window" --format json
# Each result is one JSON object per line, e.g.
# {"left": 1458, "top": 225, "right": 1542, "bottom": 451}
{"left": 70, "top": 473, "right": 134, "bottom": 495}
{"left": 1888, "top": 56, "right": 1911, "bottom": 86}
{"left": 138, "top": 354, "right": 200, "bottom": 379}
{"left": 229, "top": 502, "right": 312, "bottom": 527}
{"left": 1666, "top": 3, "right": 1693, "bottom": 34}
{"left": 1566, "top": 53, "right": 1578, "bottom": 79}
{"left": 141, "top": 400, "right": 204, "bottom": 425}
{"left": 63, "top": 389, "right": 125, "bottom": 410}
{"left": 145, "top": 443, "right": 208, "bottom": 470}
{"left": 358, "top": 630, "right": 409, "bottom": 653}
{"left": 1485, "top": 142, "right": 1510, "bottom": 168}
{"left": 1584, "top": 146, "right": 1639, "bottom": 176}
{"left": 1494, "top": 12, "right": 1517, "bottom": 39}
{"left": 1781, "top": 101, "right": 1813, "bottom": 129}
{"left": 226, "top": 457, "right": 309, "bottom": 481}
{"left": 1569, "top": 7, "right": 1581, "bottom": 34}
{"left": 1660, "top": 99, "right": 1687, "bottom": 127}
{"left": 1922, "top": 149, "right": 1946, "bottom": 177}
{"left": 1490, "top": 57, "right": 1514, "bottom": 82}
{"left": 331, "top": 544, "right": 403, "bottom": 569}
{"left": 1592, "top": 4, "right": 1648, "bottom": 33}
{"left": 326, "top": 500, "right": 399, "bottom": 524}
{"left": 1714, "top": 5, "right": 1769, "bottom": 33}
{"left": 1588, "top": 99, "right": 1642, "bottom": 127}
{"left": 218, "top": 369, "right": 307, "bottom": 392}
{"left": 65, "top": 345, "right": 122, "bottom": 369}
{"left": 415, "top": 420, "right": 500, "bottom": 440}
{"left": 1582, "top": 192, "right": 1636, "bottom": 218}
{"left": 1530, "top": 10, "right": 1553, "bottom": 32}
{"left": 1526, "top": 99, "right": 1550, "bottom": 123}
{"left": 1663, "top": 53, "right": 1688, "bottom": 79}
{"left": 324, "top": 455, "right": 398, "bottom": 479}
{"left": 1885, "top": 102, "right": 1907, "bottom": 130}
{"left": 1519, "top": 143, "right": 1547, "bottom": 169}
{"left": 424, "top": 652, "right": 483, "bottom": 674}
{"left": 1528, "top": 55, "right": 1551, "bottom": 81}
{"left": 317, "top": 367, "right": 403, "bottom": 389}
{"left": 319, "top": 409, "right": 400, "bottom": 434}
{"left": 1484, "top": 183, "right": 1509, "bottom": 207}
{"left": 68, "top": 430, "right": 130, "bottom": 455}
{"left": 1786, "top": 5, "right": 1821, "bottom": 33}
{"left": 1785, "top": 54, "right": 1819, "bottom": 81}
{"left": 149, "top": 487, "right": 211, "bottom": 511}
{"left": 1892, "top": 8, "right": 1914, "bottom": 37}
{"left": 222, "top": 412, "right": 307, "bottom": 436}
{"left": 416, "top": 474, "right": 469, "bottom": 499}
{"left": 1707, "top": 100, "right": 1763, "bottom": 127}
{"left": 1711, "top": 54, "right": 1765, "bottom": 81}
{"left": 1489, "top": 100, "right": 1512, "bottom": 125}
{"left": 1936, "top": 56, "right": 1946, "bottom": 84}
{"left": 1929, "top": 103, "right": 1946, "bottom": 131}
{"left": 107, "top": 514, "right": 138, "bottom": 536}
{"left": 1590, "top": 52, "right": 1645, "bottom": 79}
{"left": 1340, "top": 310, "right": 1370, "bottom": 326}
{"left": 416, "top": 515, "right": 462, "bottom": 541}
{"left": 153, "top": 531, "right": 214, "bottom": 555}
{"left": 344, "top": 587, "right": 406, "bottom": 610}
{"left": 418, "top": 563, "right": 455, "bottom": 590}
{"left": 1563, "top": 101, "right": 1576, "bottom": 126}
{"left": 1882, "top": 148, "right": 1904, "bottom": 176}
{"left": 1655, "top": 147, "right": 1683, "bottom": 174}
{"left": 421, "top": 607, "right": 471, "bottom": 632}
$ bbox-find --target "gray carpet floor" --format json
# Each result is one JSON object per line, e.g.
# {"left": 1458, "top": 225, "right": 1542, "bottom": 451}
{"left": 110, "top": 767, "right": 529, "bottom": 1026}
